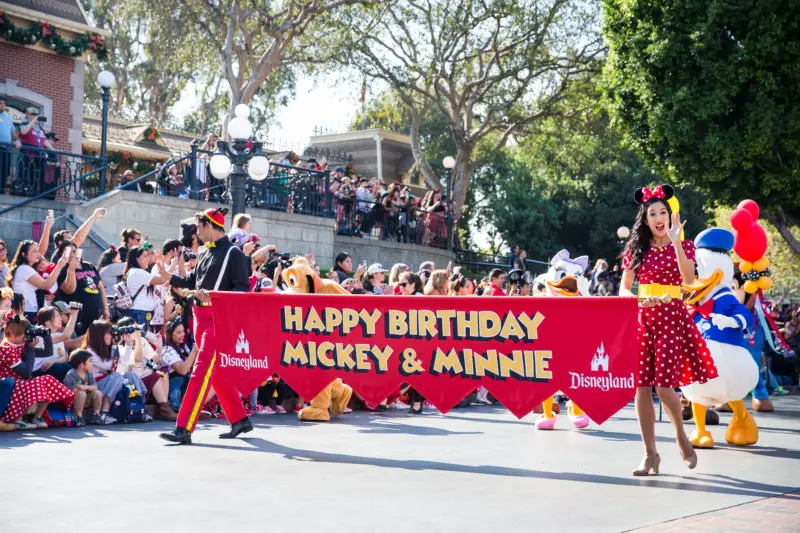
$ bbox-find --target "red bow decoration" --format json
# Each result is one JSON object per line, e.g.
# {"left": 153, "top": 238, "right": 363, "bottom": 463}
{"left": 640, "top": 185, "right": 665, "bottom": 203}
{"left": 687, "top": 299, "right": 714, "bottom": 320}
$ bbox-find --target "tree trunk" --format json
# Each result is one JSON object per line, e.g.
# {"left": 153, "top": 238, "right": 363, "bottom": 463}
{"left": 450, "top": 152, "right": 474, "bottom": 215}
{"left": 764, "top": 207, "right": 800, "bottom": 256}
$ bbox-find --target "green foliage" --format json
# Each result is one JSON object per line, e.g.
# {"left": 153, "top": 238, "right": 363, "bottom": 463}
{"left": 473, "top": 80, "right": 711, "bottom": 264}
{"left": 0, "top": 12, "right": 107, "bottom": 59}
{"left": 601, "top": 0, "right": 800, "bottom": 231}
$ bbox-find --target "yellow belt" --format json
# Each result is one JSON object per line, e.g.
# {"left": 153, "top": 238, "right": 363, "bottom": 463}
{"left": 638, "top": 283, "right": 681, "bottom": 299}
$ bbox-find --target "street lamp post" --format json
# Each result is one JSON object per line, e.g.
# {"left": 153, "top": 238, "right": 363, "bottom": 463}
{"left": 442, "top": 156, "right": 456, "bottom": 250}
{"left": 209, "top": 104, "right": 270, "bottom": 216}
{"left": 97, "top": 70, "right": 115, "bottom": 194}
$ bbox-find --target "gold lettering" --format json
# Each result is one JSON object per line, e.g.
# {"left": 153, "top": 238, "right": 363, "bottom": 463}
{"left": 463, "top": 347, "right": 474, "bottom": 375}
{"left": 388, "top": 310, "right": 408, "bottom": 337}
{"left": 324, "top": 308, "right": 342, "bottom": 334}
{"left": 524, "top": 350, "right": 534, "bottom": 378}
{"left": 432, "top": 347, "right": 463, "bottom": 375}
{"left": 474, "top": 349, "right": 499, "bottom": 377}
{"left": 342, "top": 308, "right": 360, "bottom": 334}
{"left": 354, "top": 344, "right": 371, "bottom": 371}
{"left": 499, "top": 312, "right": 526, "bottom": 341}
{"left": 409, "top": 309, "right": 418, "bottom": 336}
{"left": 519, "top": 312, "right": 545, "bottom": 340}
{"left": 370, "top": 345, "right": 393, "bottom": 372}
{"left": 498, "top": 350, "right": 525, "bottom": 378}
{"left": 317, "top": 342, "right": 335, "bottom": 368}
{"left": 535, "top": 350, "right": 552, "bottom": 379}
{"left": 308, "top": 342, "right": 317, "bottom": 366}
{"left": 332, "top": 342, "right": 355, "bottom": 370}
{"left": 282, "top": 341, "right": 308, "bottom": 366}
{"left": 479, "top": 312, "right": 502, "bottom": 339}
{"left": 283, "top": 307, "right": 303, "bottom": 331}
{"left": 456, "top": 311, "right": 479, "bottom": 338}
{"left": 437, "top": 310, "right": 456, "bottom": 337}
{"left": 304, "top": 307, "right": 325, "bottom": 333}
{"left": 419, "top": 310, "right": 438, "bottom": 338}
{"left": 360, "top": 309, "right": 381, "bottom": 336}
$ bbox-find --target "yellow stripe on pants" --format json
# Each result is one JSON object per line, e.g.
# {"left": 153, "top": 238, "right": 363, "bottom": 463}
{"left": 187, "top": 353, "right": 216, "bottom": 431}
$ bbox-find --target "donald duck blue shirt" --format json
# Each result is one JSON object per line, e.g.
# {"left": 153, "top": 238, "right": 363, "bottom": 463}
{"left": 689, "top": 228, "right": 755, "bottom": 349}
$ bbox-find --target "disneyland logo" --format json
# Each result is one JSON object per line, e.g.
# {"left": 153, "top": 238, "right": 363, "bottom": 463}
{"left": 569, "top": 343, "right": 634, "bottom": 391}
{"left": 219, "top": 331, "right": 270, "bottom": 371}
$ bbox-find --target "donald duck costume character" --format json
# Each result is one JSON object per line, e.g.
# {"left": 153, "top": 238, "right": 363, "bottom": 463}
{"left": 682, "top": 228, "right": 759, "bottom": 447}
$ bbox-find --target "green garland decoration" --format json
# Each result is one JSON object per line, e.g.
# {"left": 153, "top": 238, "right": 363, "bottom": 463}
{"left": 0, "top": 12, "right": 108, "bottom": 60}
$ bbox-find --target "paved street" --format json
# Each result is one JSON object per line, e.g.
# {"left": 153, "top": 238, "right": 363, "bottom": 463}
{"left": 1, "top": 396, "right": 798, "bottom": 533}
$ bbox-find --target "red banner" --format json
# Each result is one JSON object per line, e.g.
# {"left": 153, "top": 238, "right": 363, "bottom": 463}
{"left": 209, "top": 293, "right": 639, "bottom": 424}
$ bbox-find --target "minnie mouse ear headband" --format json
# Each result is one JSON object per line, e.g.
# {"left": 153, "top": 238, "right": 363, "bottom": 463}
{"left": 634, "top": 184, "right": 674, "bottom": 204}
{"left": 196, "top": 207, "right": 228, "bottom": 228}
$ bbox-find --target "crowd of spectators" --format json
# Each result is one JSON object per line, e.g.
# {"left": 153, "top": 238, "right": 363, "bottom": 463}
{"left": 0, "top": 208, "right": 797, "bottom": 433}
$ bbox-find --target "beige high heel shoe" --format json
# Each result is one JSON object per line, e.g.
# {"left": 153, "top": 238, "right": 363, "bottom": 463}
{"left": 682, "top": 449, "right": 698, "bottom": 469}
{"left": 632, "top": 454, "right": 661, "bottom": 476}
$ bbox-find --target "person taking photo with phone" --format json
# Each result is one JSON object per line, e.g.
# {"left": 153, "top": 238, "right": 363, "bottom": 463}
{"left": 54, "top": 241, "right": 109, "bottom": 336}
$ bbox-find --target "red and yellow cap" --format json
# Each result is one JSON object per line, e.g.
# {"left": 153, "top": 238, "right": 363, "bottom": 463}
{"left": 196, "top": 207, "right": 227, "bottom": 228}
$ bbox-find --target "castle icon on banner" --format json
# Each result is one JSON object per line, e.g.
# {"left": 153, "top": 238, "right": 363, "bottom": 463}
{"left": 235, "top": 331, "right": 250, "bottom": 354}
{"left": 591, "top": 343, "right": 609, "bottom": 372}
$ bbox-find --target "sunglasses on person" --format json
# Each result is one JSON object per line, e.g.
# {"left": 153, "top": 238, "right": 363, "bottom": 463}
{"left": 398, "top": 282, "right": 410, "bottom": 287}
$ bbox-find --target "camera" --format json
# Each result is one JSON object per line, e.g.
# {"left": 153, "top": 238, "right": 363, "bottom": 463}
{"left": 183, "top": 250, "right": 197, "bottom": 262}
{"left": 25, "top": 325, "right": 51, "bottom": 343}
{"left": 69, "top": 301, "right": 83, "bottom": 311}
{"left": 508, "top": 268, "right": 525, "bottom": 285}
{"left": 111, "top": 325, "right": 143, "bottom": 338}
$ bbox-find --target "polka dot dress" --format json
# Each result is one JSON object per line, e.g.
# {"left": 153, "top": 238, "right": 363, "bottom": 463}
{"left": 623, "top": 240, "right": 717, "bottom": 388}
{"left": 0, "top": 341, "right": 74, "bottom": 423}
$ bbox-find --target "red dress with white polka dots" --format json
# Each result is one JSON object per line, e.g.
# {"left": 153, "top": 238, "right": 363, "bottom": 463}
{"left": 0, "top": 341, "right": 74, "bottom": 422}
{"left": 623, "top": 240, "right": 717, "bottom": 388}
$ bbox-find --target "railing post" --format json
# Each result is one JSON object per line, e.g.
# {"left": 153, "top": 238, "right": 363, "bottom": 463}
{"left": 189, "top": 143, "right": 198, "bottom": 200}
{"left": 324, "top": 170, "right": 332, "bottom": 218}
{"left": 99, "top": 86, "right": 110, "bottom": 195}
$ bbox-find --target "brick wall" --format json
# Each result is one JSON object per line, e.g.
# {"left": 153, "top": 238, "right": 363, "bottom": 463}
{"left": 0, "top": 41, "right": 77, "bottom": 153}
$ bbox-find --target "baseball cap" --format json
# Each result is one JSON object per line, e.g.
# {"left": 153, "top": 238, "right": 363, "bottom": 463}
{"left": 367, "top": 263, "right": 388, "bottom": 274}
{"left": 52, "top": 301, "right": 69, "bottom": 314}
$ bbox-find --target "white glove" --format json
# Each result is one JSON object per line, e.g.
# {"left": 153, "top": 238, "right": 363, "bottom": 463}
{"left": 711, "top": 313, "right": 740, "bottom": 330}
{"left": 577, "top": 276, "right": 591, "bottom": 297}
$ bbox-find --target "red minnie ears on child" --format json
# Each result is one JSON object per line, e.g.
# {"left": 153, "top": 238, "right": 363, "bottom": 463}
{"left": 634, "top": 184, "right": 675, "bottom": 204}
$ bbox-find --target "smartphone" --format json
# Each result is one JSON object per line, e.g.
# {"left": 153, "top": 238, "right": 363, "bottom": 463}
{"left": 76, "top": 249, "right": 83, "bottom": 261}
{"left": 48, "top": 209, "right": 54, "bottom": 219}
{"left": 63, "top": 247, "right": 71, "bottom": 260}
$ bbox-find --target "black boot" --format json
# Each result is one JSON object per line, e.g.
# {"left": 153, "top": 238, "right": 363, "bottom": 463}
{"left": 219, "top": 417, "right": 254, "bottom": 439}
{"left": 160, "top": 426, "right": 192, "bottom": 445}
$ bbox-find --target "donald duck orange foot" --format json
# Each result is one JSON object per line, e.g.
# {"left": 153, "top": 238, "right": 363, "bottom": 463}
{"left": 724, "top": 400, "right": 758, "bottom": 446}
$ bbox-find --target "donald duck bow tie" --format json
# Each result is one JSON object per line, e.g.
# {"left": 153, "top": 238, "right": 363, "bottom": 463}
{"left": 687, "top": 299, "right": 714, "bottom": 320}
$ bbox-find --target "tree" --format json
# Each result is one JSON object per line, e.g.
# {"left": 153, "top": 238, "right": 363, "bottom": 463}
{"left": 474, "top": 79, "right": 711, "bottom": 264}
{"left": 601, "top": 0, "right": 800, "bottom": 254}
{"left": 181, "top": 0, "right": 373, "bottom": 137}
{"left": 341, "top": 0, "right": 604, "bottom": 212}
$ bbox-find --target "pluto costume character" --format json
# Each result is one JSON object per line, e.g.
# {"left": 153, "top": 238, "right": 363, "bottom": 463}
{"left": 533, "top": 250, "right": 591, "bottom": 430}
{"left": 682, "top": 228, "right": 759, "bottom": 447}
{"left": 282, "top": 258, "right": 354, "bottom": 421}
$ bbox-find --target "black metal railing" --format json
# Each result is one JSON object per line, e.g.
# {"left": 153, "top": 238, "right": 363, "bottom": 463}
{"left": 333, "top": 196, "right": 453, "bottom": 249}
{"left": 0, "top": 143, "right": 102, "bottom": 201}
{"left": 454, "top": 249, "right": 549, "bottom": 274}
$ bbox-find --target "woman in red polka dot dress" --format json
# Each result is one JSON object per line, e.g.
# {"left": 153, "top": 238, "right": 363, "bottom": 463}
{"left": 0, "top": 313, "right": 74, "bottom": 429}
{"left": 620, "top": 185, "right": 716, "bottom": 476}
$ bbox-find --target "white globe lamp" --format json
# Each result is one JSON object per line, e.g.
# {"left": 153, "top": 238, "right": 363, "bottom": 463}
{"left": 209, "top": 154, "right": 232, "bottom": 180}
{"left": 97, "top": 70, "right": 115, "bottom": 89}
{"left": 442, "top": 156, "right": 456, "bottom": 169}
{"left": 248, "top": 155, "right": 270, "bottom": 181}
{"left": 617, "top": 226, "right": 631, "bottom": 240}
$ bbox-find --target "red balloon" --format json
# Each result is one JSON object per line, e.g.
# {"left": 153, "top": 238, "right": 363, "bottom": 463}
{"left": 730, "top": 208, "right": 753, "bottom": 232}
{"left": 734, "top": 225, "right": 768, "bottom": 262}
{"left": 737, "top": 199, "right": 760, "bottom": 221}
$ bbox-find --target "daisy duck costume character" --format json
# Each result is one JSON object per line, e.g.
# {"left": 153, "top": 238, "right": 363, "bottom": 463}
{"left": 682, "top": 227, "right": 759, "bottom": 447}
{"left": 532, "top": 249, "right": 591, "bottom": 430}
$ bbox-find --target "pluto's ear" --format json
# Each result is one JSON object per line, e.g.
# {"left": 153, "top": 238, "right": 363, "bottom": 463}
{"left": 660, "top": 184, "right": 675, "bottom": 200}
{"left": 306, "top": 275, "right": 316, "bottom": 293}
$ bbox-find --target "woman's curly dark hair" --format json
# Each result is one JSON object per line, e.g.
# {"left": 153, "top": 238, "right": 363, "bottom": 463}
{"left": 623, "top": 190, "right": 674, "bottom": 272}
